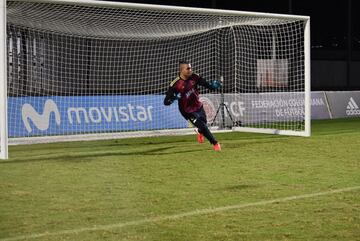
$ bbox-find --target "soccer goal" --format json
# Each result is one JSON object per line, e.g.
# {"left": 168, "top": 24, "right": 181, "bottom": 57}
{"left": 0, "top": 0, "right": 310, "bottom": 159}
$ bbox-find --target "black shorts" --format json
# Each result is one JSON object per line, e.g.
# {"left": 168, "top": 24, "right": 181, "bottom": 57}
{"left": 181, "top": 106, "right": 207, "bottom": 125}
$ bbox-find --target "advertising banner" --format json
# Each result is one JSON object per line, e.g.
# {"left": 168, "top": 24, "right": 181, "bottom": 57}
{"left": 325, "top": 91, "right": 360, "bottom": 118}
{"left": 8, "top": 95, "right": 187, "bottom": 137}
{"left": 201, "top": 91, "right": 330, "bottom": 126}
{"left": 7, "top": 91, "right": 340, "bottom": 138}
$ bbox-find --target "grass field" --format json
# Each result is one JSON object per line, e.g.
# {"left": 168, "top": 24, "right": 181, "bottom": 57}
{"left": 1, "top": 118, "right": 360, "bottom": 241}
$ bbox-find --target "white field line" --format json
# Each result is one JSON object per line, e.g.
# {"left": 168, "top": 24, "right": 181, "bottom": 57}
{"left": 1, "top": 186, "right": 359, "bottom": 241}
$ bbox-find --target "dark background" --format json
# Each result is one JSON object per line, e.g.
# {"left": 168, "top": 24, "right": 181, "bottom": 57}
{"left": 104, "top": 0, "right": 360, "bottom": 91}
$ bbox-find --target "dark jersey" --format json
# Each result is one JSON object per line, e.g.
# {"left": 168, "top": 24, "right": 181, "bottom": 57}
{"left": 164, "top": 73, "right": 212, "bottom": 115}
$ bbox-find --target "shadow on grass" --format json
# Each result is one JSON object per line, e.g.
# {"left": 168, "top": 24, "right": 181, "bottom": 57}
{"left": 1, "top": 146, "right": 204, "bottom": 164}
{"left": 9, "top": 138, "right": 193, "bottom": 153}
{"left": 217, "top": 184, "right": 260, "bottom": 192}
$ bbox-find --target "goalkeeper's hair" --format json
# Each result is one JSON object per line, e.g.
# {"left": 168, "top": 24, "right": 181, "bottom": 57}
{"left": 179, "top": 60, "right": 190, "bottom": 65}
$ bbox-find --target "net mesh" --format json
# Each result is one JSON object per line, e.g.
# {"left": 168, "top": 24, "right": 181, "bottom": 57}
{"left": 5, "top": 0, "right": 308, "bottom": 143}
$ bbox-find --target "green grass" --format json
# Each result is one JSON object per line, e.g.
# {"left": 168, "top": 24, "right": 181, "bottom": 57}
{"left": 1, "top": 118, "right": 360, "bottom": 241}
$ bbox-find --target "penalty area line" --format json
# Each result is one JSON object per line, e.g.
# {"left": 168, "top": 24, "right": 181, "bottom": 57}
{"left": 1, "top": 186, "right": 360, "bottom": 241}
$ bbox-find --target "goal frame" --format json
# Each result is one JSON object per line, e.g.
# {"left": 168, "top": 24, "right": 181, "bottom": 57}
{"left": 1, "top": 0, "right": 311, "bottom": 159}
{"left": 1, "top": 0, "right": 8, "bottom": 159}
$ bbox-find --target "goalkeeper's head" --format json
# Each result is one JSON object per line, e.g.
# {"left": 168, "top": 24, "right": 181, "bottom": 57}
{"left": 179, "top": 60, "right": 193, "bottom": 79}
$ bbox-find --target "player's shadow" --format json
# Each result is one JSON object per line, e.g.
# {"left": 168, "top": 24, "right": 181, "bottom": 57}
{"left": 1, "top": 146, "right": 203, "bottom": 164}
{"left": 9, "top": 139, "right": 189, "bottom": 153}
{"left": 60, "top": 146, "right": 203, "bottom": 161}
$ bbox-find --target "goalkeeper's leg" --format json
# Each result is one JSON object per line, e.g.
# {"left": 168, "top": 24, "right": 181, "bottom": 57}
{"left": 188, "top": 107, "right": 218, "bottom": 145}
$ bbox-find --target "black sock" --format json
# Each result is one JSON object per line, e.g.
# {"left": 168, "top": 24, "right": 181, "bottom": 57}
{"left": 192, "top": 119, "right": 217, "bottom": 145}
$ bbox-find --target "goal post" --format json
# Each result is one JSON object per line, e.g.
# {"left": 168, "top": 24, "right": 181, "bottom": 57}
{"left": 304, "top": 18, "right": 311, "bottom": 137}
{"left": 2, "top": 0, "right": 310, "bottom": 159}
{"left": 0, "top": 0, "right": 8, "bottom": 159}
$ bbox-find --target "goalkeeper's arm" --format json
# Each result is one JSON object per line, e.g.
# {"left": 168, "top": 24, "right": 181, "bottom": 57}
{"left": 164, "top": 87, "right": 181, "bottom": 106}
{"left": 197, "top": 76, "right": 222, "bottom": 90}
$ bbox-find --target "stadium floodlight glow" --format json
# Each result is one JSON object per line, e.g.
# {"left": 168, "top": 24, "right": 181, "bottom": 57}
{"left": 1, "top": 0, "right": 310, "bottom": 159}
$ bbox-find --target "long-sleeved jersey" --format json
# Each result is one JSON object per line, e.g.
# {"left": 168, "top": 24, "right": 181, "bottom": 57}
{"left": 164, "top": 73, "right": 215, "bottom": 115}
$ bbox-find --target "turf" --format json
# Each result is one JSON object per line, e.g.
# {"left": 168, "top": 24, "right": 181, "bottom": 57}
{"left": 0, "top": 118, "right": 359, "bottom": 241}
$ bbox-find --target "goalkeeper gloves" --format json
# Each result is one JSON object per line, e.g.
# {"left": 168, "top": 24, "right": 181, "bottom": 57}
{"left": 209, "top": 80, "right": 222, "bottom": 90}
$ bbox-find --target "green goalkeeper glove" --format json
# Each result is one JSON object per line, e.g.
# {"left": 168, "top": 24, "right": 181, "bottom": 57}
{"left": 209, "top": 80, "right": 222, "bottom": 90}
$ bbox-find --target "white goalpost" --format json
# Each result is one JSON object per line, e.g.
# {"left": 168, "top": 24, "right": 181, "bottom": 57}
{"left": 1, "top": 0, "right": 311, "bottom": 159}
{"left": 1, "top": 0, "right": 8, "bottom": 159}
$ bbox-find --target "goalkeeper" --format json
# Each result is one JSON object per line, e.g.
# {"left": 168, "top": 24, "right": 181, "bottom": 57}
{"left": 164, "top": 60, "right": 222, "bottom": 151}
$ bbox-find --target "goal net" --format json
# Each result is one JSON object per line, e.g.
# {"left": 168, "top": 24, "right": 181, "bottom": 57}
{"left": 1, "top": 0, "right": 310, "bottom": 158}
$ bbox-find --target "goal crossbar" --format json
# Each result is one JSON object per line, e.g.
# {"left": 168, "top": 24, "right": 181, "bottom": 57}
{"left": 10, "top": 0, "right": 310, "bottom": 21}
